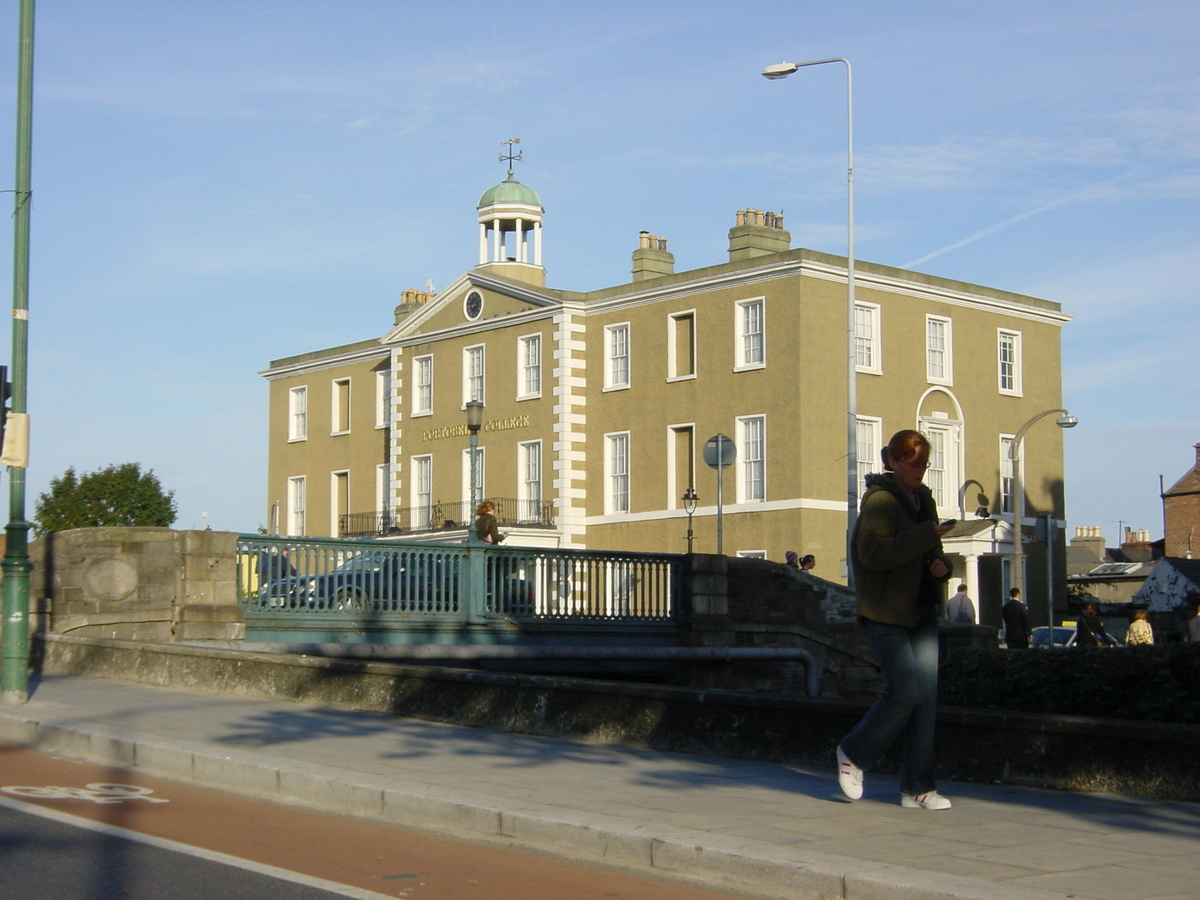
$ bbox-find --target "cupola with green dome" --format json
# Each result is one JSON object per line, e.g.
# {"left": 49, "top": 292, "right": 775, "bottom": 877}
{"left": 476, "top": 139, "right": 545, "bottom": 287}
{"left": 477, "top": 178, "right": 542, "bottom": 209}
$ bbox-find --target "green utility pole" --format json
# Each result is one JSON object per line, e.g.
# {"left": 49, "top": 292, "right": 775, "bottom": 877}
{"left": 2, "top": 0, "right": 34, "bottom": 705}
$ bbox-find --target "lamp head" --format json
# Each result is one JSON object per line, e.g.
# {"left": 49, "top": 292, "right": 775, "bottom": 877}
{"left": 682, "top": 486, "right": 698, "bottom": 513}
{"left": 1056, "top": 413, "right": 1078, "bottom": 429}
{"left": 465, "top": 399, "right": 484, "bottom": 433}
{"left": 762, "top": 61, "right": 798, "bottom": 80}
{"left": 975, "top": 506, "right": 990, "bottom": 519}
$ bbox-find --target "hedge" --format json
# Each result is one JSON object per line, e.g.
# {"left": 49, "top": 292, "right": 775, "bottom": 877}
{"left": 938, "top": 643, "right": 1200, "bottom": 724}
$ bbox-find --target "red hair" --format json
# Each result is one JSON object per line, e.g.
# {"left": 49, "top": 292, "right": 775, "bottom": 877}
{"left": 882, "top": 430, "right": 930, "bottom": 471}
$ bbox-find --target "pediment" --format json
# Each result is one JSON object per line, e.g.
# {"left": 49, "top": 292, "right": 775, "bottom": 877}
{"left": 384, "top": 272, "right": 560, "bottom": 344}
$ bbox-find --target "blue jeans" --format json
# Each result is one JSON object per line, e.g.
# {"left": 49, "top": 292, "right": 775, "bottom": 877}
{"left": 840, "top": 611, "right": 939, "bottom": 795}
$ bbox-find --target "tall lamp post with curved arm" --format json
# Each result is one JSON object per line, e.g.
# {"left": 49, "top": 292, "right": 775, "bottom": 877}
{"left": 1009, "top": 408, "right": 1077, "bottom": 621}
{"left": 762, "top": 57, "right": 857, "bottom": 587}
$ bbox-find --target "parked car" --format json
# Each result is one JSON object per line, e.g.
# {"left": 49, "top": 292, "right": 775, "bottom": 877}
{"left": 258, "top": 550, "right": 534, "bottom": 612}
{"left": 1031, "top": 626, "right": 1076, "bottom": 648}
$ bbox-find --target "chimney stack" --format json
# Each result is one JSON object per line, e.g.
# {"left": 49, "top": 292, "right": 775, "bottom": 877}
{"left": 728, "top": 208, "right": 791, "bottom": 261}
{"left": 394, "top": 287, "right": 435, "bottom": 324}
{"left": 631, "top": 231, "right": 675, "bottom": 281}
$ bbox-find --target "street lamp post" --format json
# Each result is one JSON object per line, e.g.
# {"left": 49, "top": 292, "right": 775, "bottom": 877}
{"left": 763, "top": 57, "right": 857, "bottom": 588}
{"left": 682, "top": 486, "right": 698, "bottom": 554}
{"left": 1009, "top": 408, "right": 1077, "bottom": 626}
{"left": 2, "top": 0, "right": 35, "bottom": 705}
{"left": 465, "top": 400, "right": 483, "bottom": 524}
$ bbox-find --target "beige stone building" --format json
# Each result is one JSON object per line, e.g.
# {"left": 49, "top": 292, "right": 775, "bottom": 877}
{"left": 262, "top": 167, "right": 1073, "bottom": 623}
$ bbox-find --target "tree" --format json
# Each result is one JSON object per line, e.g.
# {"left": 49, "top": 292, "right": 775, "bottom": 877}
{"left": 33, "top": 463, "right": 178, "bottom": 535}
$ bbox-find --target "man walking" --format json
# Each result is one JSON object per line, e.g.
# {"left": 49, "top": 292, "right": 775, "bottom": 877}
{"left": 945, "top": 584, "right": 976, "bottom": 624}
{"left": 1003, "top": 587, "right": 1032, "bottom": 649}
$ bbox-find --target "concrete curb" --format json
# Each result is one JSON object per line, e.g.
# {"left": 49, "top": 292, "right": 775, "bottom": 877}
{"left": 0, "top": 707, "right": 1072, "bottom": 900}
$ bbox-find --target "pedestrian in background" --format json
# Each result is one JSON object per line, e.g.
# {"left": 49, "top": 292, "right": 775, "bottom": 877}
{"left": 945, "top": 584, "right": 976, "bottom": 624}
{"left": 1125, "top": 608, "right": 1153, "bottom": 645}
{"left": 1076, "top": 602, "right": 1114, "bottom": 647}
{"left": 800, "top": 554, "right": 816, "bottom": 571}
{"left": 836, "top": 430, "right": 955, "bottom": 811}
{"left": 474, "top": 501, "right": 506, "bottom": 544}
{"left": 1002, "top": 588, "right": 1032, "bottom": 649}
{"left": 784, "top": 550, "right": 800, "bottom": 569}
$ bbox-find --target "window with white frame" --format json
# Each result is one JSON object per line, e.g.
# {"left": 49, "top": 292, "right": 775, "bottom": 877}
{"left": 854, "top": 303, "right": 881, "bottom": 374}
{"left": 287, "top": 386, "right": 307, "bottom": 441}
{"left": 998, "top": 329, "right": 1022, "bottom": 396}
{"left": 856, "top": 416, "right": 883, "bottom": 501}
{"left": 375, "top": 463, "right": 389, "bottom": 517}
{"left": 921, "top": 420, "right": 960, "bottom": 511}
{"left": 375, "top": 369, "right": 391, "bottom": 429}
{"left": 668, "top": 311, "right": 696, "bottom": 380}
{"left": 331, "top": 378, "right": 351, "bottom": 434}
{"left": 518, "top": 334, "right": 541, "bottom": 399}
{"left": 735, "top": 298, "right": 765, "bottom": 369}
{"left": 605, "top": 432, "right": 630, "bottom": 514}
{"left": 737, "top": 550, "right": 767, "bottom": 559}
{"left": 412, "top": 456, "right": 432, "bottom": 530}
{"left": 1000, "top": 435, "right": 1015, "bottom": 515}
{"left": 737, "top": 415, "right": 766, "bottom": 503}
{"left": 412, "top": 355, "right": 433, "bottom": 415}
{"left": 925, "top": 315, "right": 952, "bottom": 384}
{"left": 463, "top": 345, "right": 485, "bottom": 404}
{"left": 330, "top": 470, "right": 349, "bottom": 536}
{"left": 518, "top": 440, "right": 542, "bottom": 522}
{"left": 926, "top": 427, "right": 948, "bottom": 510}
{"left": 287, "top": 476, "right": 306, "bottom": 536}
{"left": 604, "top": 323, "right": 630, "bottom": 389}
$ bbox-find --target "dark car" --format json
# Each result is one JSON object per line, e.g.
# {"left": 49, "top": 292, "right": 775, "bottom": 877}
{"left": 258, "top": 549, "right": 533, "bottom": 613}
{"left": 1030, "top": 626, "right": 1076, "bottom": 648}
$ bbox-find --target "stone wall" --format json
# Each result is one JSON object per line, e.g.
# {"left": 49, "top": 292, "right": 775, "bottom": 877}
{"left": 29, "top": 527, "right": 243, "bottom": 642}
{"left": 684, "top": 555, "right": 878, "bottom": 699}
{"left": 684, "top": 555, "right": 999, "bottom": 700}
{"left": 18, "top": 530, "right": 998, "bottom": 700}
{"left": 29, "top": 632, "right": 1200, "bottom": 802}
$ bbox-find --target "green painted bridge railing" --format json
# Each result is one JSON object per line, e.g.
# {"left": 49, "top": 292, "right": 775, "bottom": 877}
{"left": 236, "top": 534, "right": 682, "bottom": 645}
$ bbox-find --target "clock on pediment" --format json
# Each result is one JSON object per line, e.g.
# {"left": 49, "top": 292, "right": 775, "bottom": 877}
{"left": 464, "top": 291, "right": 484, "bottom": 320}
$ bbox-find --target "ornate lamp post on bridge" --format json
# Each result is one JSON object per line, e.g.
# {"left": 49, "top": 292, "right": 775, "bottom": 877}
{"left": 682, "top": 486, "right": 698, "bottom": 554}
{"left": 465, "top": 400, "right": 484, "bottom": 523}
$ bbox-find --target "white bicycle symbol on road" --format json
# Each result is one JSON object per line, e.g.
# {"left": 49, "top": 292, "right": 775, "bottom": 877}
{"left": 1, "top": 783, "right": 169, "bottom": 804}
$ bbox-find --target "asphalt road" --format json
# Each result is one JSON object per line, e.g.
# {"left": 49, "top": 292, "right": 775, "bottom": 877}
{"left": 0, "top": 744, "right": 750, "bottom": 900}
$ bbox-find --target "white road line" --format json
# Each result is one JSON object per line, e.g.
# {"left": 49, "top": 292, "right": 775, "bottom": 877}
{"left": 0, "top": 793, "right": 403, "bottom": 900}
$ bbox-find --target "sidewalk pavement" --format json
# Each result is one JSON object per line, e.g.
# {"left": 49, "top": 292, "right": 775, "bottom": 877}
{"left": 0, "top": 675, "right": 1195, "bottom": 900}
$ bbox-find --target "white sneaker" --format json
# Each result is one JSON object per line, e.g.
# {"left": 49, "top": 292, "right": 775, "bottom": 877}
{"left": 836, "top": 746, "right": 863, "bottom": 800}
{"left": 901, "top": 791, "right": 952, "bottom": 810}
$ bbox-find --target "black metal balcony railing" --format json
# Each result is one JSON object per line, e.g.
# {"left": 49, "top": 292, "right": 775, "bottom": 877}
{"left": 340, "top": 498, "right": 554, "bottom": 539}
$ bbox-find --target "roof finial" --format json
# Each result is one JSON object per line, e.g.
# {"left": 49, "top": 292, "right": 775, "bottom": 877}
{"left": 499, "top": 138, "right": 522, "bottom": 181}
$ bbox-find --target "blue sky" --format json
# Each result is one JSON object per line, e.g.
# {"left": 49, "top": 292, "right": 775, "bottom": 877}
{"left": 0, "top": 0, "right": 1195, "bottom": 545}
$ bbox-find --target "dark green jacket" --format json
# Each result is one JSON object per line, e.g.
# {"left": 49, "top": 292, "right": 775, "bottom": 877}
{"left": 851, "top": 473, "right": 950, "bottom": 629}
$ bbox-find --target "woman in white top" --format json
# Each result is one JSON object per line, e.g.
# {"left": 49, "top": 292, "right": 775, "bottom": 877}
{"left": 1125, "top": 608, "right": 1153, "bottom": 645}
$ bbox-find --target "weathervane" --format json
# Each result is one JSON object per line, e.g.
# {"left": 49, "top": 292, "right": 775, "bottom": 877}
{"left": 499, "top": 138, "right": 522, "bottom": 179}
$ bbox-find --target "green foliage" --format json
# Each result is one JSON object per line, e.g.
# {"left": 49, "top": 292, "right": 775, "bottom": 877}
{"left": 940, "top": 644, "right": 1200, "bottom": 724}
{"left": 33, "top": 463, "right": 178, "bottom": 535}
